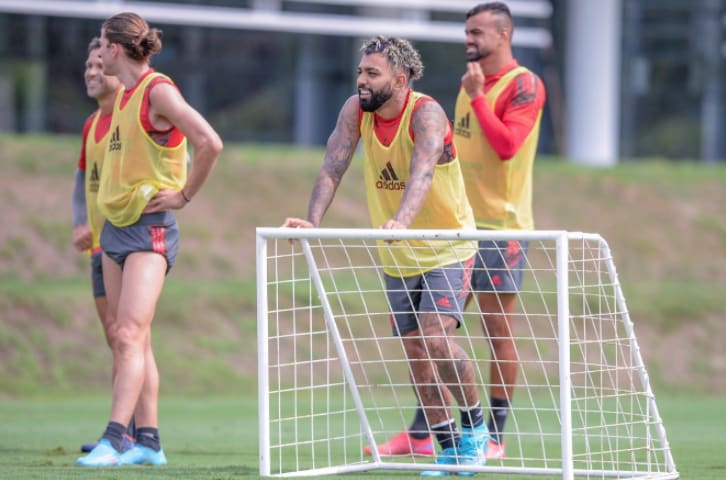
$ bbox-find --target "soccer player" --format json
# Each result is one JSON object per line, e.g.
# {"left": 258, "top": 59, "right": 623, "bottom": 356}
{"left": 373, "top": 2, "right": 547, "bottom": 461}
{"left": 71, "top": 36, "right": 136, "bottom": 454}
{"left": 76, "top": 12, "right": 222, "bottom": 467}
{"left": 283, "top": 35, "right": 489, "bottom": 476}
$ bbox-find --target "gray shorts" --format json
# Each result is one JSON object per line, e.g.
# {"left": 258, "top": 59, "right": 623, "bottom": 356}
{"left": 472, "top": 239, "right": 528, "bottom": 293}
{"left": 90, "top": 250, "right": 105, "bottom": 298}
{"left": 385, "top": 257, "right": 473, "bottom": 336}
{"left": 100, "top": 211, "right": 179, "bottom": 274}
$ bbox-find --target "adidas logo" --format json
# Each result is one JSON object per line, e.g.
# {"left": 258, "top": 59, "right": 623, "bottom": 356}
{"left": 376, "top": 162, "right": 406, "bottom": 191}
{"left": 89, "top": 162, "right": 100, "bottom": 193}
{"left": 454, "top": 112, "right": 471, "bottom": 138}
{"left": 435, "top": 296, "right": 452, "bottom": 308}
{"left": 108, "top": 125, "right": 122, "bottom": 152}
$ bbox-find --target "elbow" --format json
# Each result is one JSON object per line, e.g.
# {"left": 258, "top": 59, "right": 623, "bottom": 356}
{"left": 482, "top": 129, "right": 518, "bottom": 160}
{"left": 210, "top": 134, "right": 224, "bottom": 157}
{"left": 495, "top": 141, "right": 518, "bottom": 161}
{"left": 499, "top": 151, "right": 515, "bottom": 161}
{"left": 497, "top": 147, "right": 517, "bottom": 162}
{"left": 198, "top": 133, "right": 223, "bottom": 159}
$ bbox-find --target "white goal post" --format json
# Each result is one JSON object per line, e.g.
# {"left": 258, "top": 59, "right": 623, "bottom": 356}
{"left": 256, "top": 228, "right": 678, "bottom": 479}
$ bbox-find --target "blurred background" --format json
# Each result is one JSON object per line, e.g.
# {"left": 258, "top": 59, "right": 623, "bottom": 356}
{"left": 0, "top": 0, "right": 724, "bottom": 164}
{"left": 0, "top": 5, "right": 724, "bottom": 476}
{"left": 0, "top": 0, "right": 724, "bottom": 394}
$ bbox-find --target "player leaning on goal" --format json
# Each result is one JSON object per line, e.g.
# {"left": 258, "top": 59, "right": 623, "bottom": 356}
{"left": 370, "top": 2, "right": 546, "bottom": 461}
{"left": 71, "top": 35, "right": 138, "bottom": 456}
{"left": 283, "top": 35, "right": 490, "bottom": 476}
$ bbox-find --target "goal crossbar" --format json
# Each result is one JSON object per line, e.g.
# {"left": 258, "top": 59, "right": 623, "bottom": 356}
{"left": 256, "top": 228, "right": 678, "bottom": 479}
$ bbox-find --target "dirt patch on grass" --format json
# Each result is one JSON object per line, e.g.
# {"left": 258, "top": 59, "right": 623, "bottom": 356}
{"left": 1, "top": 137, "right": 724, "bottom": 394}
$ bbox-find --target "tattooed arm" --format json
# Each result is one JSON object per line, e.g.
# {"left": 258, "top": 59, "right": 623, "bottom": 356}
{"left": 283, "top": 96, "right": 360, "bottom": 229}
{"left": 383, "top": 100, "right": 448, "bottom": 229}
{"left": 307, "top": 96, "right": 360, "bottom": 226}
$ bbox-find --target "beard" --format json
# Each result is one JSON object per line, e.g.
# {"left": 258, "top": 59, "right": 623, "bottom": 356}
{"left": 358, "top": 84, "right": 393, "bottom": 112}
{"left": 466, "top": 51, "right": 482, "bottom": 62}
{"left": 466, "top": 45, "right": 489, "bottom": 62}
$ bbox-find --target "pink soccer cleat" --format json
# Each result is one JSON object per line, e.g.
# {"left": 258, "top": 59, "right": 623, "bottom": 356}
{"left": 364, "top": 431, "right": 435, "bottom": 456}
{"left": 486, "top": 440, "right": 506, "bottom": 460}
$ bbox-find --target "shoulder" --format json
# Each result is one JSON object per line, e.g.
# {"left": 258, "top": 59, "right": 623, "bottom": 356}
{"left": 145, "top": 72, "right": 180, "bottom": 100}
{"left": 410, "top": 94, "right": 448, "bottom": 139}
{"left": 413, "top": 91, "right": 443, "bottom": 111}
{"left": 508, "top": 69, "right": 545, "bottom": 107}
{"left": 412, "top": 95, "right": 446, "bottom": 121}
{"left": 146, "top": 74, "right": 184, "bottom": 111}
{"left": 147, "top": 75, "right": 178, "bottom": 94}
{"left": 514, "top": 69, "right": 544, "bottom": 90}
{"left": 340, "top": 95, "right": 361, "bottom": 121}
{"left": 148, "top": 73, "right": 176, "bottom": 89}
{"left": 342, "top": 94, "right": 360, "bottom": 111}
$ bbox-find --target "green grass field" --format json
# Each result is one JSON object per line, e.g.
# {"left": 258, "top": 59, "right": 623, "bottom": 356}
{"left": 1, "top": 135, "right": 725, "bottom": 478}
{"left": 0, "top": 393, "right": 724, "bottom": 479}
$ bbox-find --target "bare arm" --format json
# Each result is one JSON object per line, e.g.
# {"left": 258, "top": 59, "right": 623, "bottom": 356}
{"left": 383, "top": 100, "right": 447, "bottom": 229}
{"left": 285, "top": 96, "right": 360, "bottom": 228}
{"left": 144, "top": 82, "right": 223, "bottom": 212}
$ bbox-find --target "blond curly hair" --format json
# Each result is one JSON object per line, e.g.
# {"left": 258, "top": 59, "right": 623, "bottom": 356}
{"left": 360, "top": 36, "right": 424, "bottom": 81}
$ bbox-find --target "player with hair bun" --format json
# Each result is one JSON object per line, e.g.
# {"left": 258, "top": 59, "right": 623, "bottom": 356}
{"left": 76, "top": 11, "right": 223, "bottom": 468}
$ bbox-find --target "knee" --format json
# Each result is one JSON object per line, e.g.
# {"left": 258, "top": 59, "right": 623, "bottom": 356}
{"left": 484, "top": 315, "right": 511, "bottom": 340}
{"left": 487, "top": 330, "right": 505, "bottom": 350}
{"left": 488, "top": 334, "right": 517, "bottom": 359}
{"left": 422, "top": 336, "right": 449, "bottom": 360}
{"left": 104, "top": 322, "right": 119, "bottom": 350}
{"left": 114, "top": 324, "right": 144, "bottom": 354}
{"left": 403, "top": 336, "right": 426, "bottom": 360}
{"left": 104, "top": 330, "right": 116, "bottom": 350}
{"left": 403, "top": 337, "right": 443, "bottom": 370}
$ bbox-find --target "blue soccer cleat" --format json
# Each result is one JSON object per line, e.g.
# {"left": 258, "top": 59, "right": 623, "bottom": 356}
{"left": 421, "top": 425, "right": 490, "bottom": 477}
{"left": 81, "top": 433, "right": 135, "bottom": 453}
{"left": 119, "top": 444, "right": 167, "bottom": 466}
{"left": 459, "top": 424, "right": 490, "bottom": 460}
{"left": 420, "top": 446, "right": 483, "bottom": 477}
{"left": 421, "top": 447, "right": 460, "bottom": 477}
{"left": 76, "top": 438, "right": 121, "bottom": 467}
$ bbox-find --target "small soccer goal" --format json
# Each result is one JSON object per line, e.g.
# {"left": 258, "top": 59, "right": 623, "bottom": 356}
{"left": 256, "top": 228, "right": 678, "bottom": 479}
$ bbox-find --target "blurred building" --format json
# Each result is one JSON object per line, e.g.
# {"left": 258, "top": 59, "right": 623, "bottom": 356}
{"left": 0, "top": 0, "right": 724, "bottom": 163}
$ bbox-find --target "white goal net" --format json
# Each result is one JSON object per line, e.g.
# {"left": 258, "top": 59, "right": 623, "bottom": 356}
{"left": 256, "top": 228, "right": 677, "bottom": 479}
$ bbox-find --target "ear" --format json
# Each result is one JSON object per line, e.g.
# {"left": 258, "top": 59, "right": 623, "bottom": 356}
{"left": 393, "top": 71, "right": 409, "bottom": 90}
{"left": 109, "top": 42, "right": 121, "bottom": 59}
{"left": 500, "top": 28, "right": 512, "bottom": 44}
